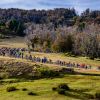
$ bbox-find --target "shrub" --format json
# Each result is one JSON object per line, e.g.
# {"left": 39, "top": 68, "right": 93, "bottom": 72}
{"left": 95, "top": 92, "right": 100, "bottom": 99}
{"left": 28, "top": 92, "right": 37, "bottom": 96}
{"left": 58, "top": 89, "right": 66, "bottom": 95}
{"left": 6, "top": 86, "right": 17, "bottom": 92}
{"left": 52, "top": 83, "right": 70, "bottom": 95}
{"left": 0, "top": 77, "right": 3, "bottom": 80}
{"left": 41, "top": 70, "right": 60, "bottom": 78}
{"left": 22, "top": 88, "right": 27, "bottom": 91}
{"left": 88, "top": 94, "right": 94, "bottom": 99}
{"left": 59, "top": 68, "right": 74, "bottom": 73}
{"left": 52, "top": 87, "right": 57, "bottom": 91}
{"left": 0, "top": 72, "right": 9, "bottom": 79}
{"left": 58, "top": 83, "right": 70, "bottom": 91}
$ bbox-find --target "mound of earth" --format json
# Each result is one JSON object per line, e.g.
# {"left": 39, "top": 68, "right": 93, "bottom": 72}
{"left": 0, "top": 59, "right": 74, "bottom": 79}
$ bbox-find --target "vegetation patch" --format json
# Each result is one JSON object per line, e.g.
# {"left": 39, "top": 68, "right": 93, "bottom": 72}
{"left": 57, "top": 89, "right": 66, "bottom": 95}
{"left": 40, "top": 70, "right": 60, "bottom": 78}
{"left": 52, "top": 83, "right": 70, "bottom": 95}
{"left": 22, "top": 88, "right": 28, "bottom": 91}
{"left": 58, "top": 83, "right": 70, "bottom": 91}
{"left": 95, "top": 92, "right": 100, "bottom": 99}
{"left": 6, "top": 86, "right": 18, "bottom": 92}
{"left": 0, "top": 59, "right": 68, "bottom": 79}
{"left": 28, "top": 91, "right": 37, "bottom": 96}
{"left": 52, "top": 87, "right": 57, "bottom": 91}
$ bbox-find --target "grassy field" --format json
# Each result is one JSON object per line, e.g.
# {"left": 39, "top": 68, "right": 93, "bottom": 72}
{"left": 0, "top": 37, "right": 27, "bottom": 48}
{"left": 0, "top": 37, "right": 100, "bottom": 100}
{"left": 0, "top": 56, "right": 99, "bottom": 100}
{"left": 0, "top": 75, "right": 100, "bottom": 100}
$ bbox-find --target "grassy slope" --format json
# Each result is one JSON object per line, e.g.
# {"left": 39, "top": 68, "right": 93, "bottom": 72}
{"left": 0, "top": 37, "right": 27, "bottom": 48}
{"left": 0, "top": 37, "right": 100, "bottom": 100}
{"left": 0, "top": 56, "right": 99, "bottom": 100}
{"left": 0, "top": 56, "right": 100, "bottom": 75}
{"left": 28, "top": 52, "right": 100, "bottom": 74}
{"left": 29, "top": 52, "right": 100, "bottom": 67}
{"left": 0, "top": 75, "right": 100, "bottom": 100}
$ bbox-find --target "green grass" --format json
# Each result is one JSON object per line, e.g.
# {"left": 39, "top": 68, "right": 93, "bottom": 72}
{"left": 0, "top": 75, "right": 100, "bottom": 100}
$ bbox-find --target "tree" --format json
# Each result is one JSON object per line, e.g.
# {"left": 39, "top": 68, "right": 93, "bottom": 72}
{"left": 73, "top": 24, "right": 100, "bottom": 59}
{"left": 6, "top": 18, "right": 25, "bottom": 36}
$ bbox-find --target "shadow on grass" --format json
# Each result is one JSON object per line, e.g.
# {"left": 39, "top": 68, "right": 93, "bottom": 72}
{"left": 76, "top": 72, "right": 100, "bottom": 76}
{"left": 28, "top": 91, "right": 38, "bottom": 96}
{"left": 64, "top": 89, "right": 94, "bottom": 100}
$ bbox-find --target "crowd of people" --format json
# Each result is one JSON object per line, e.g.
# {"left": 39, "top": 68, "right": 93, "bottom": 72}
{"left": 0, "top": 47, "right": 25, "bottom": 58}
{"left": 0, "top": 47, "right": 100, "bottom": 71}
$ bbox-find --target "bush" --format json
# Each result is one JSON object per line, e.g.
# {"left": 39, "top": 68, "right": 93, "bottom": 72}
{"left": 0, "top": 77, "right": 3, "bottom": 80}
{"left": 0, "top": 72, "right": 9, "bottom": 79}
{"left": 58, "top": 83, "right": 70, "bottom": 91}
{"left": 58, "top": 89, "right": 66, "bottom": 95}
{"left": 28, "top": 92, "right": 37, "bottom": 96}
{"left": 88, "top": 94, "right": 94, "bottom": 99}
{"left": 52, "top": 87, "right": 57, "bottom": 91}
{"left": 22, "top": 88, "right": 27, "bottom": 91}
{"left": 52, "top": 83, "right": 70, "bottom": 95}
{"left": 6, "top": 86, "right": 17, "bottom": 92}
{"left": 95, "top": 92, "right": 100, "bottom": 99}
{"left": 41, "top": 70, "right": 60, "bottom": 78}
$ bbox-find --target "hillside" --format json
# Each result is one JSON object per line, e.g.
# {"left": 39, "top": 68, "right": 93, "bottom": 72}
{"left": 0, "top": 37, "right": 100, "bottom": 100}
{"left": 0, "top": 55, "right": 99, "bottom": 100}
{"left": 0, "top": 8, "right": 100, "bottom": 37}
